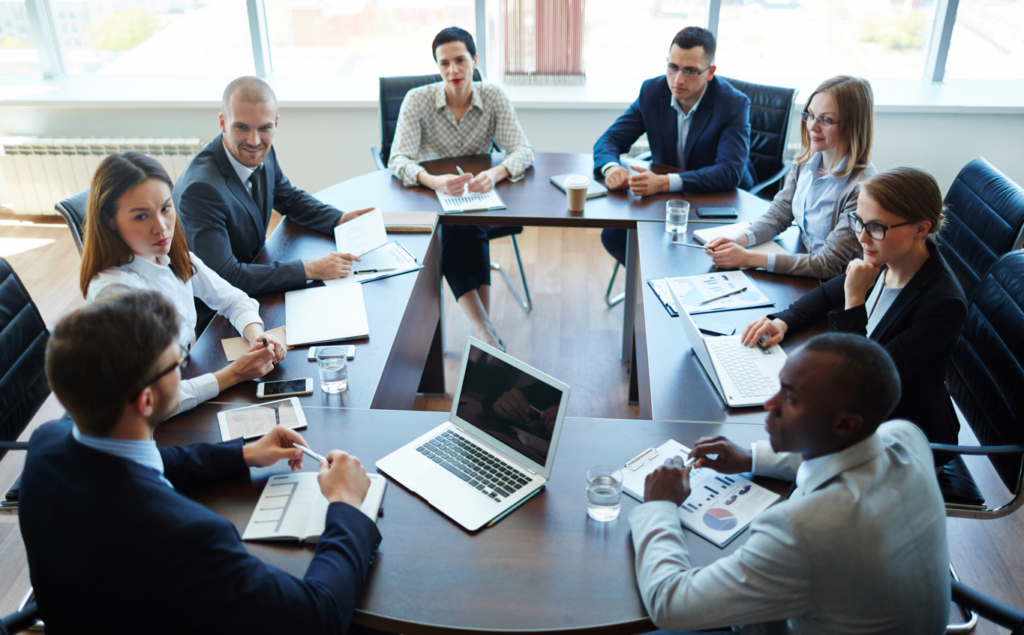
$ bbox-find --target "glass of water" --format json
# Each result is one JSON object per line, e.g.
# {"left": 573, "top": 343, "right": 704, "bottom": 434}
{"left": 586, "top": 465, "right": 623, "bottom": 522}
{"left": 665, "top": 200, "right": 690, "bottom": 236}
{"left": 316, "top": 346, "right": 348, "bottom": 393}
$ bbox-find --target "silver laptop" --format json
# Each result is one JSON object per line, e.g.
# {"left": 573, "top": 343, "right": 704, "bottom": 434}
{"left": 376, "top": 337, "right": 571, "bottom": 531}
{"left": 666, "top": 279, "right": 787, "bottom": 407}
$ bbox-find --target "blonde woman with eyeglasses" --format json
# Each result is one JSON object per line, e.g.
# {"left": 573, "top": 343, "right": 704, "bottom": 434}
{"left": 705, "top": 76, "right": 876, "bottom": 279}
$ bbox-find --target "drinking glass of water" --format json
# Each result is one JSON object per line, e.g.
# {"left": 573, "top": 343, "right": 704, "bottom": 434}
{"left": 316, "top": 346, "right": 348, "bottom": 393}
{"left": 586, "top": 465, "right": 623, "bottom": 522}
{"left": 665, "top": 200, "right": 690, "bottom": 236}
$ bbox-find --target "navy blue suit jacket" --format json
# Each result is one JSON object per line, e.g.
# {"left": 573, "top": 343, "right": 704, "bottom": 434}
{"left": 174, "top": 134, "right": 344, "bottom": 296}
{"left": 19, "top": 422, "right": 381, "bottom": 635}
{"left": 593, "top": 76, "right": 756, "bottom": 193}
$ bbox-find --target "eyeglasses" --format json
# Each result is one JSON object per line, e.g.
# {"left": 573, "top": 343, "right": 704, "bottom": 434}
{"left": 801, "top": 112, "right": 841, "bottom": 129}
{"left": 666, "top": 63, "right": 711, "bottom": 77}
{"left": 847, "top": 212, "right": 914, "bottom": 241}
{"left": 129, "top": 348, "right": 190, "bottom": 403}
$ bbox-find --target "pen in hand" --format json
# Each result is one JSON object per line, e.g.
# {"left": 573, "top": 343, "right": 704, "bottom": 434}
{"left": 262, "top": 337, "right": 275, "bottom": 366}
{"left": 293, "top": 442, "right": 327, "bottom": 464}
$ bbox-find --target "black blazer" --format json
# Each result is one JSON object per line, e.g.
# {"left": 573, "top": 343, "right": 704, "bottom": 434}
{"left": 19, "top": 422, "right": 381, "bottom": 635}
{"left": 173, "top": 134, "right": 344, "bottom": 296}
{"left": 770, "top": 241, "right": 967, "bottom": 447}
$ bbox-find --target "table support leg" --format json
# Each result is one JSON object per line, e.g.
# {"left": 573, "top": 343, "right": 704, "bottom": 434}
{"left": 416, "top": 317, "right": 446, "bottom": 398}
{"left": 621, "top": 228, "right": 638, "bottom": 364}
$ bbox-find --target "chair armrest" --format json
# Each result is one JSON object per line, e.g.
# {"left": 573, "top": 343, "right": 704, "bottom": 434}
{"left": 0, "top": 443, "right": 28, "bottom": 451}
{"left": 930, "top": 443, "right": 1024, "bottom": 456}
{"left": 2, "top": 601, "right": 39, "bottom": 633}
{"left": 371, "top": 147, "right": 386, "bottom": 171}
{"left": 749, "top": 162, "right": 792, "bottom": 197}
{"left": 952, "top": 580, "right": 1024, "bottom": 631}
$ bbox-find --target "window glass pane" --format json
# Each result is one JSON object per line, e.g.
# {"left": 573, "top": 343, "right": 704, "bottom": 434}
{"left": 266, "top": 0, "right": 475, "bottom": 77}
{"left": 716, "top": 0, "right": 936, "bottom": 80}
{"left": 585, "top": 0, "right": 708, "bottom": 85}
{"left": 946, "top": 0, "right": 1024, "bottom": 79}
{"left": 0, "top": 0, "right": 40, "bottom": 74}
{"left": 55, "top": 0, "right": 254, "bottom": 75}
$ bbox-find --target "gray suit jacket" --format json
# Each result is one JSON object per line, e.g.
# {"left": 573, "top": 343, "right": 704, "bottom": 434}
{"left": 747, "top": 162, "right": 877, "bottom": 279}
{"left": 629, "top": 420, "right": 949, "bottom": 635}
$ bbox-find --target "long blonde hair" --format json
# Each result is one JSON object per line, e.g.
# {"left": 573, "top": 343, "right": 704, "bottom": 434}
{"left": 795, "top": 76, "right": 874, "bottom": 178}
{"left": 79, "top": 151, "right": 192, "bottom": 297}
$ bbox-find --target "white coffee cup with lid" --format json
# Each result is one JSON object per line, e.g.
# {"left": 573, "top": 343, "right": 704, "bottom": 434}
{"left": 564, "top": 175, "right": 590, "bottom": 213}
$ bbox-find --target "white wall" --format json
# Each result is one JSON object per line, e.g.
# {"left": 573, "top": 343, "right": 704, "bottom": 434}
{"left": 1, "top": 104, "right": 1021, "bottom": 203}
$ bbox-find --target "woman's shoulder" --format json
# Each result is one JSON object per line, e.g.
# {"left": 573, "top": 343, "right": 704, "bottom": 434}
{"left": 405, "top": 82, "right": 442, "bottom": 105}
{"left": 85, "top": 265, "right": 137, "bottom": 303}
{"left": 478, "top": 83, "right": 513, "bottom": 106}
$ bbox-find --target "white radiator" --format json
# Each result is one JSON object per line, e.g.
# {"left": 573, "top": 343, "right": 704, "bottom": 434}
{"left": 0, "top": 137, "right": 205, "bottom": 215}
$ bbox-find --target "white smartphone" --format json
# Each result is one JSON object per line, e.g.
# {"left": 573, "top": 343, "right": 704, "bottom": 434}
{"left": 255, "top": 378, "right": 313, "bottom": 399}
{"left": 307, "top": 345, "right": 355, "bottom": 361}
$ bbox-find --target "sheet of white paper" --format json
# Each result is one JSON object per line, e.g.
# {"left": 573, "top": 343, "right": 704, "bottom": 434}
{"left": 334, "top": 208, "right": 386, "bottom": 256}
{"left": 662, "top": 271, "right": 773, "bottom": 315}
{"left": 322, "top": 242, "right": 421, "bottom": 286}
{"left": 436, "top": 188, "right": 505, "bottom": 213}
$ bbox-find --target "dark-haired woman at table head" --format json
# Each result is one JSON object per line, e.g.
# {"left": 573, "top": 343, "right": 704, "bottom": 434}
{"left": 706, "top": 76, "right": 876, "bottom": 278}
{"left": 388, "top": 26, "right": 535, "bottom": 350}
{"left": 741, "top": 166, "right": 967, "bottom": 456}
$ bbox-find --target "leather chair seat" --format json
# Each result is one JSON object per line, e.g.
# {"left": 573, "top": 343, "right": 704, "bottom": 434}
{"left": 938, "top": 456, "right": 986, "bottom": 507}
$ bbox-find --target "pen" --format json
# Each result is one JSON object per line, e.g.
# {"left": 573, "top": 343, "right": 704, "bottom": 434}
{"left": 671, "top": 240, "right": 705, "bottom": 249}
{"left": 354, "top": 268, "right": 398, "bottom": 274}
{"left": 698, "top": 286, "right": 747, "bottom": 305}
{"left": 293, "top": 442, "right": 327, "bottom": 464}
{"left": 456, "top": 166, "right": 465, "bottom": 176}
{"left": 262, "top": 337, "right": 275, "bottom": 366}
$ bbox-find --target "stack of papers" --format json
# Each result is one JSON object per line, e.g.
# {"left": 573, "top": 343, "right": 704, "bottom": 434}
{"left": 329, "top": 208, "right": 422, "bottom": 286}
{"left": 647, "top": 271, "right": 774, "bottom": 315}
{"left": 436, "top": 188, "right": 506, "bottom": 213}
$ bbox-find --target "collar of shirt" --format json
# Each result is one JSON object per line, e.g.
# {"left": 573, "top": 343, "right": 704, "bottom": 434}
{"left": 123, "top": 253, "right": 172, "bottom": 281}
{"left": 809, "top": 152, "right": 849, "bottom": 181}
{"left": 433, "top": 80, "right": 483, "bottom": 114}
{"left": 670, "top": 83, "right": 707, "bottom": 120}
{"left": 72, "top": 424, "right": 173, "bottom": 489}
{"left": 223, "top": 142, "right": 260, "bottom": 186}
{"left": 794, "top": 452, "right": 831, "bottom": 492}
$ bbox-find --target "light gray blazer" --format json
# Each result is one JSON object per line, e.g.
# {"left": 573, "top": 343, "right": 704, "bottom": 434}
{"left": 748, "top": 161, "right": 877, "bottom": 279}
{"left": 628, "top": 420, "right": 949, "bottom": 635}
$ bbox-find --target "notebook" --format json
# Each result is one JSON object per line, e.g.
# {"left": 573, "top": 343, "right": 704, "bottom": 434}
{"left": 243, "top": 473, "right": 387, "bottom": 543}
{"left": 284, "top": 284, "right": 369, "bottom": 346}
{"left": 549, "top": 173, "right": 608, "bottom": 199}
{"left": 383, "top": 211, "right": 437, "bottom": 233}
{"left": 693, "top": 221, "right": 790, "bottom": 258}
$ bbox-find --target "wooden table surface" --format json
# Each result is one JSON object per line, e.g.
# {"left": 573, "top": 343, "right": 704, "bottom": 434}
{"left": 157, "top": 406, "right": 788, "bottom": 635}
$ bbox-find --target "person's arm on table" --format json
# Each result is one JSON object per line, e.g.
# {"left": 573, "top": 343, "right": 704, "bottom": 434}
{"left": 473, "top": 86, "right": 534, "bottom": 192}
{"left": 676, "top": 96, "right": 752, "bottom": 194}
{"left": 768, "top": 181, "right": 865, "bottom": 279}
{"left": 593, "top": 94, "right": 647, "bottom": 190}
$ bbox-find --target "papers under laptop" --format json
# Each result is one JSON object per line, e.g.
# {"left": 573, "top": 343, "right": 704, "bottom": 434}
{"left": 377, "top": 337, "right": 571, "bottom": 531}
{"left": 329, "top": 208, "right": 422, "bottom": 286}
{"left": 665, "top": 279, "right": 787, "bottom": 408}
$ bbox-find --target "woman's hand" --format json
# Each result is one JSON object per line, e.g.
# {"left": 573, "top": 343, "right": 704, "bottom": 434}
{"left": 432, "top": 173, "right": 473, "bottom": 195}
{"left": 466, "top": 170, "right": 494, "bottom": 193}
{"left": 214, "top": 343, "right": 275, "bottom": 390}
{"left": 844, "top": 259, "right": 882, "bottom": 310}
{"left": 243, "top": 325, "right": 287, "bottom": 363}
{"left": 740, "top": 317, "right": 788, "bottom": 348}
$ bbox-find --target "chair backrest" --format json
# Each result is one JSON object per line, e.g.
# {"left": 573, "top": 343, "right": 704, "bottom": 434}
{"left": 55, "top": 188, "right": 89, "bottom": 256}
{"left": 379, "top": 69, "right": 484, "bottom": 167}
{"left": 0, "top": 258, "right": 50, "bottom": 459}
{"left": 718, "top": 76, "right": 798, "bottom": 198}
{"left": 946, "top": 250, "right": 1024, "bottom": 490}
{"left": 940, "top": 158, "right": 1024, "bottom": 299}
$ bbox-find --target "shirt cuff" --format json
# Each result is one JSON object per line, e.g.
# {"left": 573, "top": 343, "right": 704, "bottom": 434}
{"left": 401, "top": 164, "right": 426, "bottom": 187}
{"left": 600, "top": 162, "right": 620, "bottom": 176}
{"left": 750, "top": 442, "right": 759, "bottom": 473}
{"left": 233, "top": 311, "right": 264, "bottom": 337}
{"left": 744, "top": 229, "right": 758, "bottom": 246}
{"left": 766, "top": 254, "right": 777, "bottom": 273}
{"left": 668, "top": 173, "right": 683, "bottom": 192}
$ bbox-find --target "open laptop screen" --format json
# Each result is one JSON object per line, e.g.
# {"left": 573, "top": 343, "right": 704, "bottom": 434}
{"left": 455, "top": 346, "right": 565, "bottom": 467}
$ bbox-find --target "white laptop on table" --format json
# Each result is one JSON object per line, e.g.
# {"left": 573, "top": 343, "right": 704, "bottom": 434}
{"left": 377, "top": 337, "right": 570, "bottom": 531}
{"left": 666, "top": 279, "right": 787, "bottom": 407}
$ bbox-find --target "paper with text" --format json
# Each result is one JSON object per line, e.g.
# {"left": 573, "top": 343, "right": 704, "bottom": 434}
{"left": 436, "top": 188, "right": 506, "bottom": 213}
{"left": 334, "top": 208, "right": 386, "bottom": 256}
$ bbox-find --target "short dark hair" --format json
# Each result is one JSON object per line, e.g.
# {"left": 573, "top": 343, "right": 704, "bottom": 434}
{"left": 432, "top": 26, "right": 476, "bottom": 61}
{"left": 671, "top": 26, "right": 716, "bottom": 64}
{"left": 45, "top": 291, "right": 180, "bottom": 436}
{"left": 803, "top": 333, "right": 901, "bottom": 430}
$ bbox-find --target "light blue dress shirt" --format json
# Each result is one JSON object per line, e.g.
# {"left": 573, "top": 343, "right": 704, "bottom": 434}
{"left": 666, "top": 86, "right": 708, "bottom": 193}
{"left": 72, "top": 424, "right": 173, "bottom": 488}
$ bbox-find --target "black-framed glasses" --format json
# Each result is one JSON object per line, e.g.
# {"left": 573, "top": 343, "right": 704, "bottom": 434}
{"left": 847, "top": 212, "right": 913, "bottom": 241}
{"left": 129, "top": 349, "right": 190, "bottom": 403}
{"left": 801, "top": 112, "right": 841, "bottom": 129}
{"left": 666, "top": 63, "right": 711, "bottom": 77}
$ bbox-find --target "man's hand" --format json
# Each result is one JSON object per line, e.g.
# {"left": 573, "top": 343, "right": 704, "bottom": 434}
{"left": 628, "top": 165, "right": 669, "bottom": 196}
{"left": 318, "top": 450, "right": 371, "bottom": 507}
{"left": 304, "top": 252, "right": 361, "bottom": 280}
{"left": 689, "top": 436, "right": 753, "bottom": 473}
{"left": 494, "top": 388, "right": 532, "bottom": 425}
{"left": 336, "top": 207, "right": 375, "bottom": 226}
{"left": 242, "top": 425, "right": 305, "bottom": 470}
{"left": 844, "top": 258, "right": 882, "bottom": 310}
{"left": 603, "top": 165, "right": 630, "bottom": 190}
{"left": 644, "top": 456, "right": 692, "bottom": 505}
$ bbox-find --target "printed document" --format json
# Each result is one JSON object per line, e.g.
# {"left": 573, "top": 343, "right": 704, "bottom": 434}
{"left": 648, "top": 271, "right": 774, "bottom": 315}
{"left": 436, "top": 188, "right": 506, "bottom": 213}
{"left": 334, "top": 208, "right": 387, "bottom": 256}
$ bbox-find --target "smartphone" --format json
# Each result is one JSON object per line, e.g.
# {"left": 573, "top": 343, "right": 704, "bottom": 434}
{"left": 307, "top": 345, "right": 355, "bottom": 361}
{"left": 256, "top": 378, "right": 313, "bottom": 399}
{"left": 696, "top": 207, "right": 739, "bottom": 219}
{"left": 692, "top": 317, "right": 736, "bottom": 337}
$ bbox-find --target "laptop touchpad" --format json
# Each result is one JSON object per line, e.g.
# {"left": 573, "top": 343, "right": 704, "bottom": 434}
{"left": 414, "top": 467, "right": 461, "bottom": 506}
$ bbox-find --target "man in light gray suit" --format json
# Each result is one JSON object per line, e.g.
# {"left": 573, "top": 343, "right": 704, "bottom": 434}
{"left": 630, "top": 333, "right": 949, "bottom": 634}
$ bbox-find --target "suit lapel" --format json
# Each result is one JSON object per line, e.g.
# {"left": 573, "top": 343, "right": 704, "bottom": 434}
{"left": 654, "top": 83, "right": 680, "bottom": 168}
{"left": 869, "top": 243, "right": 942, "bottom": 343}
{"left": 213, "top": 135, "right": 265, "bottom": 235}
{"left": 683, "top": 80, "right": 716, "bottom": 167}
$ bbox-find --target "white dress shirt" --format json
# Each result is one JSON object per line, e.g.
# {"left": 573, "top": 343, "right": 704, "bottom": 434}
{"left": 224, "top": 144, "right": 261, "bottom": 201}
{"left": 86, "top": 252, "right": 264, "bottom": 414}
{"left": 865, "top": 274, "right": 903, "bottom": 337}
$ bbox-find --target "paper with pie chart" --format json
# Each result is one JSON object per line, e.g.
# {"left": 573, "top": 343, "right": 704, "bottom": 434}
{"left": 622, "top": 438, "right": 781, "bottom": 548}
{"left": 655, "top": 271, "right": 774, "bottom": 315}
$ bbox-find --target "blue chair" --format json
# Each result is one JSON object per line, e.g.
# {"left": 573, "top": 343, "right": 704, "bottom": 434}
{"left": 939, "top": 158, "right": 1024, "bottom": 300}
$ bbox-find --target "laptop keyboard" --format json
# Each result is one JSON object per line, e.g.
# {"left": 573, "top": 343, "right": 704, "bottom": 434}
{"left": 417, "top": 430, "right": 531, "bottom": 503}
{"left": 706, "top": 339, "right": 779, "bottom": 399}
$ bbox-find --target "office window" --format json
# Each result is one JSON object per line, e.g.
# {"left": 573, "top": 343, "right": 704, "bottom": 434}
{"left": 945, "top": 0, "right": 1024, "bottom": 79}
{"left": 716, "top": 0, "right": 937, "bottom": 81}
{"left": 584, "top": 0, "right": 708, "bottom": 85}
{"left": 53, "top": 0, "right": 254, "bottom": 75}
{"left": 0, "top": 0, "right": 39, "bottom": 74}
{"left": 265, "top": 0, "right": 475, "bottom": 77}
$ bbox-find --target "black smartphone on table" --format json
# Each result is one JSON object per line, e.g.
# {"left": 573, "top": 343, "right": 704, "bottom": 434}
{"left": 696, "top": 207, "right": 739, "bottom": 219}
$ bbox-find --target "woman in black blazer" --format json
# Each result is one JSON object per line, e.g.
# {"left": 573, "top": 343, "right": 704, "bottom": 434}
{"left": 741, "top": 167, "right": 967, "bottom": 456}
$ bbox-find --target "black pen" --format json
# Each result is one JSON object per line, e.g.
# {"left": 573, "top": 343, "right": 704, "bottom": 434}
{"left": 262, "top": 337, "right": 275, "bottom": 366}
{"left": 354, "top": 268, "right": 398, "bottom": 275}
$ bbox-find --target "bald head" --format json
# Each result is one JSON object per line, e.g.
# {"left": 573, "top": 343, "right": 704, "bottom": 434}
{"left": 221, "top": 76, "right": 277, "bottom": 118}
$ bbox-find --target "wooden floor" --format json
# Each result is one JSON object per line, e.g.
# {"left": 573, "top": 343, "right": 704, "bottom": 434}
{"left": 0, "top": 216, "right": 1019, "bottom": 633}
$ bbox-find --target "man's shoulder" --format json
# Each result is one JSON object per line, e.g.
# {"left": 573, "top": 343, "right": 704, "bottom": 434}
{"left": 638, "top": 75, "right": 670, "bottom": 99}
{"left": 708, "top": 76, "right": 750, "bottom": 110}
{"left": 175, "top": 138, "right": 226, "bottom": 192}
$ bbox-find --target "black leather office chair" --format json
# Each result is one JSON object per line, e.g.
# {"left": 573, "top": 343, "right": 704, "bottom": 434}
{"left": 950, "top": 578, "right": 1024, "bottom": 634}
{"left": 939, "top": 158, "right": 1024, "bottom": 300}
{"left": 54, "top": 189, "right": 89, "bottom": 256}
{"left": 373, "top": 71, "right": 532, "bottom": 313}
{"left": 0, "top": 601, "right": 38, "bottom": 635}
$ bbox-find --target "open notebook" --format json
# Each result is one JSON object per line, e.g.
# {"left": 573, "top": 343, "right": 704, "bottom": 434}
{"left": 693, "top": 221, "right": 789, "bottom": 257}
{"left": 243, "top": 473, "right": 386, "bottom": 543}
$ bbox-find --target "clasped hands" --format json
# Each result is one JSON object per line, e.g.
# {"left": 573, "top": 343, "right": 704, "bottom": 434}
{"left": 433, "top": 166, "right": 508, "bottom": 196}
{"left": 604, "top": 165, "right": 670, "bottom": 196}
{"left": 643, "top": 437, "right": 753, "bottom": 506}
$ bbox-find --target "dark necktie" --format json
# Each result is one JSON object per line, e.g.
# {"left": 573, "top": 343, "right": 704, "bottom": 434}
{"left": 248, "top": 166, "right": 264, "bottom": 216}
